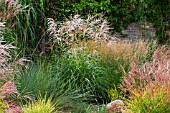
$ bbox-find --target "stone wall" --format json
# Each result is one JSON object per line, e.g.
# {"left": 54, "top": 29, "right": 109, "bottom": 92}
{"left": 113, "top": 21, "right": 156, "bottom": 40}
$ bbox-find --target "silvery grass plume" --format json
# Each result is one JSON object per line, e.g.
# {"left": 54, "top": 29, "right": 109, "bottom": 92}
{"left": 47, "top": 14, "right": 113, "bottom": 46}
{"left": 0, "top": 22, "right": 15, "bottom": 79}
{"left": 0, "top": 22, "right": 31, "bottom": 113}
{"left": 0, "top": 22, "right": 28, "bottom": 79}
{"left": 0, "top": 37, "right": 16, "bottom": 79}
{"left": 0, "top": 22, "right": 5, "bottom": 27}
{"left": 0, "top": 0, "right": 26, "bottom": 21}
{"left": 0, "top": 22, "right": 5, "bottom": 35}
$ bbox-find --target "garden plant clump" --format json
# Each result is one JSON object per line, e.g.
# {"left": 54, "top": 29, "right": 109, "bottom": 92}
{"left": 0, "top": 0, "right": 169, "bottom": 112}
{"left": 47, "top": 14, "right": 113, "bottom": 55}
{"left": 120, "top": 46, "right": 170, "bottom": 113}
{"left": 0, "top": 24, "right": 24, "bottom": 112}
{"left": 47, "top": 14, "right": 111, "bottom": 43}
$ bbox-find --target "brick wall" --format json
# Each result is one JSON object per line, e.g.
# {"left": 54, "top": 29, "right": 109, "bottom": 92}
{"left": 113, "top": 20, "right": 156, "bottom": 40}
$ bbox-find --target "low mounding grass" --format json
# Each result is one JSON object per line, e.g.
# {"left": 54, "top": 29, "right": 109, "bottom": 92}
{"left": 125, "top": 86, "right": 170, "bottom": 113}
{"left": 120, "top": 46, "right": 170, "bottom": 113}
{"left": 22, "top": 96, "right": 56, "bottom": 113}
{"left": 15, "top": 62, "right": 88, "bottom": 109}
{"left": 15, "top": 63, "right": 51, "bottom": 100}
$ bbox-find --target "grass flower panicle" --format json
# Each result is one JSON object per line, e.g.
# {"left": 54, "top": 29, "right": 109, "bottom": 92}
{"left": 0, "top": 24, "right": 27, "bottom": 113}
{"left": 47, "top": 14, "right": 113, "bottom": 47}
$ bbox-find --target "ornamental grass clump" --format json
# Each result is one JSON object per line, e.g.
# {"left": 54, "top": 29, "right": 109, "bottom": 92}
{"left": 120, "top": 46, "right": 170, "bottom": 113}
{"left": 16, "top": 61, "right": 90, "bottom": 110}
{"left": 94, "top": 39, "right": 151, "bottom": 66}
{"left": 77, "top": 39, "right": 157, "bottom": 85}
{"left": 0, "top": 22, "right": 27, "bottom": 113}
{"left": 49, "top": 48, "right": 113, "bottom": 102}
{"left": 0, "top": 0, "right": 23, "bottom": 21}
{"left": 22, "top": 96, "right": 56, "bottom": 113}
{"left": 0, "top": 34, "right": 16, "bottom": 79}
{"left": 47, "top": 14, "right": 112, "bottom": 48}
{"left": 0, "top": 0, "right": 44, "bottom": 56}
{"left": 0, "top": 37, "right": 21, "bottom": 112}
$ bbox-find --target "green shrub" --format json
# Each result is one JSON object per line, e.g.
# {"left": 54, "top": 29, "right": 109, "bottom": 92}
{"left": 47, "top": 0, "right": 145, "bottom": 32}
{"left": 146, "top": 0, "right": 170, "bottom": 44}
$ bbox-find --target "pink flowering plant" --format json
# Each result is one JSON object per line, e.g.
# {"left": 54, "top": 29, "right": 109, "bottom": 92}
{"left": 120, "top": 46, "right": 170, "bottom": 112}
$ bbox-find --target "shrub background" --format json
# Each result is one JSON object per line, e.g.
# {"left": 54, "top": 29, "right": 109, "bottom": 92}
{"left": 47, "top": 0, "right": 170, "bottom": 44}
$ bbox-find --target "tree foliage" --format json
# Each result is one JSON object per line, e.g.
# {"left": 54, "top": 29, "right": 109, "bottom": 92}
{"left": 46, "top": 0, "right": 170, "bottom": 43}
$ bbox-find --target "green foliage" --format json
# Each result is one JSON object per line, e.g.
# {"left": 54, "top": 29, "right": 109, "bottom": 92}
{"left": 47, "top": 0, "right": 169, "bottom": 43}
{"left": 47, "top": 0, "right": 152, "bottom": 32}
{"left": 146, "top": 0, "right": 170, "bottom": 44}
{"left": 125, "top": 87, "right": 170, "bottom": 113}
{"left": 50, "top": 49, "right": 114, "bottom": 102}
{"left": 74, "top": 104, "right": 106, "bottom": 113}
{"left": 15, "top": 62, "right": 88, "bottom": 108}
{"left": 47, "top": 0, "right": 137, "bottom": 32}
{"left": 0, "top": 99, "right": 7, "bottom": 113}
{"left": 0, "top": 0, "right": 46, "bottom": 57}
{"left": 15, "top": 0, "right": 46, "bottom": 56}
